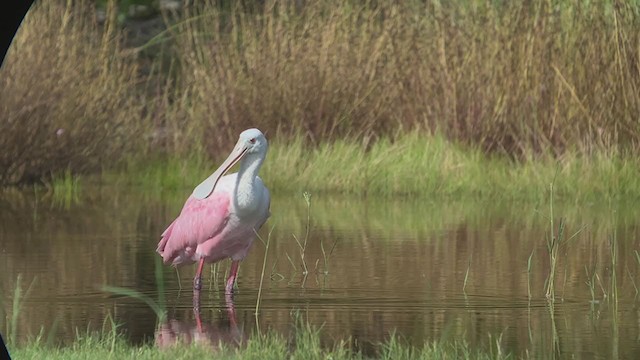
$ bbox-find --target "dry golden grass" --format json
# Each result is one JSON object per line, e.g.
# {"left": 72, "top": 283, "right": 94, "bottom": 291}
{"left": 2, "top": 1, "right": 640, "bottom": 185}
{"left": 169, "top": 1, "right": 640, "bottom": 156}
{"left": 0, "top": 1, "right": 148, "bottom": 185}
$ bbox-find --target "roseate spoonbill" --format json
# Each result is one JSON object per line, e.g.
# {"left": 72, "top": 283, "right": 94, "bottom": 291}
{"left": 156, "top": 128, "right": 271, "bottom": 299}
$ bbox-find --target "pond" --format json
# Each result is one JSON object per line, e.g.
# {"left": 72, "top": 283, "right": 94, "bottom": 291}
{"left": 1, "top": 186, "right": 640, "bottom": 358}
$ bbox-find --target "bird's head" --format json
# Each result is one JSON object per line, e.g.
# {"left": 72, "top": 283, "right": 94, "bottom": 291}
{"left": 238, "top": 128, "right": 268, "bottom": 155}
{"left": 192, "top": 128, "right": 268, "bottom": 199}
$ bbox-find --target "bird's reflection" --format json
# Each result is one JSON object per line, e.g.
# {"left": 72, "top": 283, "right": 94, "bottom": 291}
{"left": 155, "top": 293, "right": 246, "bottom": 351}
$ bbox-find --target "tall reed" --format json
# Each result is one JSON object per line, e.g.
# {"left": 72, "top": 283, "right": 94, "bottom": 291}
{"left": 255, "top": 225, "right": 275, "bottom": 317}
{"left": 168, "top": 1, "right": 640, "bottom": 157}
{"left": 3, "top": 1, "right": 640, "bottom": 186}
{"left": 544, "top": 179, "right": 585, "bottom": 301}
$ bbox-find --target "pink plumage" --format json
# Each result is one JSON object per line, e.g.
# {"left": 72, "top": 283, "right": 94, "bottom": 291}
{"left": 157, "top": 192, "right": 231, "bottom": 266}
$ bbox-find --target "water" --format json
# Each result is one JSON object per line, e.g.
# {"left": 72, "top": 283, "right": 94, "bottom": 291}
{"left": 2, "top": 186, "right": 640, "bottom": 358}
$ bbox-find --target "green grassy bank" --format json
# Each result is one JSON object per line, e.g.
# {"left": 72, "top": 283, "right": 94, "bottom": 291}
{"left": 95, "top": 132, "right": 640, "bottom": 202}
{"left": 9, "top": 326, "right": 509, "bottom": 360}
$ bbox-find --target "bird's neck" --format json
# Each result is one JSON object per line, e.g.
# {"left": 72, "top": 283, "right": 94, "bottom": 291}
{"left": 234, "top": 152, "right": 264, "bottom": 215}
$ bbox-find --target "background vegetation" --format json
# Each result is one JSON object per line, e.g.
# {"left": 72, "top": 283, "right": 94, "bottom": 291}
{"left": 2, "top": 3, "right": 638, "bottom": 357}
{"left": 0, "top": 1, "right": 148, "bottom": 185}
{"left": 1, "top": 0, "right": 639, "bottom": 193}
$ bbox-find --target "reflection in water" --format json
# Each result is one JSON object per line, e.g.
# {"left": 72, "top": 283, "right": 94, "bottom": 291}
{"left": 1, "top": 186, "right": 640, "bottom": 358}
{"left": 155, "top": 294, "right": 245, "bottom": 352}
{"left": 547, "top": 301, "right": 561, "bottom": 360}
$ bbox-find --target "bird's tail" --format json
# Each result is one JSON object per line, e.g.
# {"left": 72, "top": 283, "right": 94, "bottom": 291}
{"left": 156, "top": 220, "right": 176, "bottom": 258}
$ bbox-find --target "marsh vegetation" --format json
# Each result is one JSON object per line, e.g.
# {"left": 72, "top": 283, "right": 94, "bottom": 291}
{"left": 2, "top": 1, "right": 640, "bottom": 359}
{"left": 1, "top": 0, "right": 640, "bottom": 192}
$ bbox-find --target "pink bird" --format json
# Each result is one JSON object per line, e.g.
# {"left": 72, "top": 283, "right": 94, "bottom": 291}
{"left": 157, "top": 128, "right": 271, "bottom": 299}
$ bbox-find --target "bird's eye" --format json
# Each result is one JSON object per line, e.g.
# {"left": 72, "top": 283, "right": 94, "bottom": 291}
{"left": 249, "top": 138, "right": 256, "bottom": 144}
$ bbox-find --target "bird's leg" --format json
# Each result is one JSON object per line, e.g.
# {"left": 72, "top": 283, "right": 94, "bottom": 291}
{"left": 225, "top": 260, "right": 240, "bottom": 294}
{"left": 193, "top": 258, "right": 205, "bottom": 311}
{"left": 193, "top": 258, "right": 206, "bottom": 291}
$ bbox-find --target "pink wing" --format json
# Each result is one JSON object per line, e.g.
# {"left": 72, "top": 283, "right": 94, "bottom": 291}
{"left": 156, "top": 191, "right": 231, "bottom": 265}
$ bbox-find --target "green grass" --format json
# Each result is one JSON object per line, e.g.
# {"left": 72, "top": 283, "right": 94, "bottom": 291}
{"left": 93, "top": 132, "right": 640, "bottom": 201}
{"left": 2, "top": 275, "right": 36, "bottom": 346}
{"left": 47, "top": 169, "right": 81, "bottom": 208}
{"left": 9, "top": 324, "right": 510, "bottom": 360}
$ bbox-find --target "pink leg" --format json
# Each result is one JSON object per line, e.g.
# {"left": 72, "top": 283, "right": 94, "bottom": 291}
{"left": 225, "top": 260, "right": 240, "bottom": 294}
{"left": 193, "top": 258, "right": 205, "bottom": 311}
{"left": 193, "top": 258, "right": 206, "bottom": 291}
